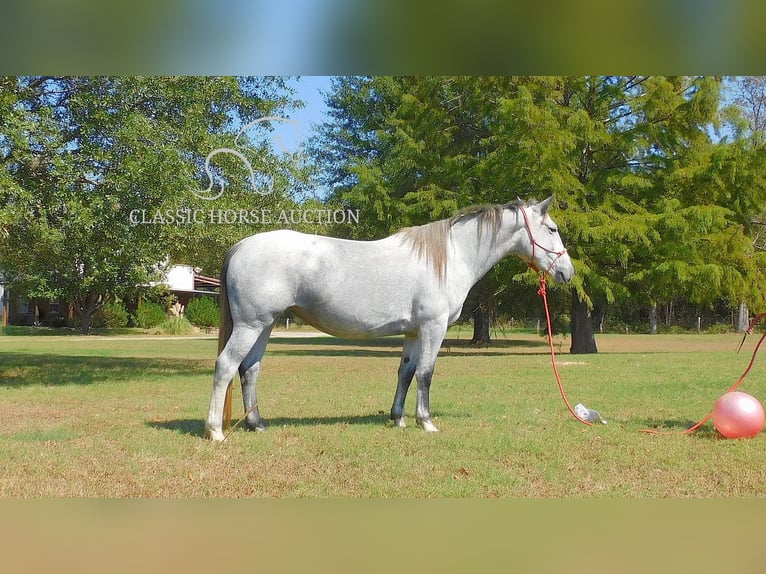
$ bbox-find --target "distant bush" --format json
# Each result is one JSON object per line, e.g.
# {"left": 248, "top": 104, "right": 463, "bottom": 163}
{"left": 51, "top": 316, "right": 71, "bottom": 328}
{"left": 185, "top": 296, "right": 219, "bottom": 328}
{"left": 134, "top": 302, "right": 166, "bottom": 329}
{"left": 707, "top": 323, "right": 734, "bottom": 334}
{"left": 661, "top": 324, "right": 692, "bottom": 335}
{"left": 627, "top": 322, "right": 651, "bottom": 334}
{"left": 97, "top": 300, "right": 129, "bottom": 329}
{"left": 153, "top": 316, "right": 194, "bottom": 335}
{"left": 143, "top": 284, "right": 174, "bottom": 308}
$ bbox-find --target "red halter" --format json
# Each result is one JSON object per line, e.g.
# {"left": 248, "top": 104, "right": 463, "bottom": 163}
{"left": 518, "top": 206, "right": 568, "bottom": 277}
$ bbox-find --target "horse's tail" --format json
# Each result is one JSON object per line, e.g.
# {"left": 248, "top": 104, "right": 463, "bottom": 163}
{"left": 218, "top": 249, "right": 235, "bottom": 431}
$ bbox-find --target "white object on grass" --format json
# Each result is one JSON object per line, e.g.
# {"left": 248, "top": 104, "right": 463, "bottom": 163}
{"left": 575, "top": 403, "right": 607, "bottom": 424}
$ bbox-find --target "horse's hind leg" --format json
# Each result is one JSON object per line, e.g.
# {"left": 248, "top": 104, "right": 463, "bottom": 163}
{"left": 205, "top": 325, "right": 262, "bottom": 442}
{"left": 390, "top": 335, "right": 418, "bottom": 428}
{"left": 239, "top": 323, "right": 274, "bottom": 431}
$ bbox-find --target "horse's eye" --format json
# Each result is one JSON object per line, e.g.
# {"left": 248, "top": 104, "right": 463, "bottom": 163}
{"left": 548, "top": 226, "right": 557, "bottom": 234}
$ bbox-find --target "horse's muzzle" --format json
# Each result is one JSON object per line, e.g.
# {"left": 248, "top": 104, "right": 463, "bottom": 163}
{"left": 554, "top": 268, "right": 574, "bottom": 284}
{"left": 550, "top": 254, "right": 575, "bottom": 284}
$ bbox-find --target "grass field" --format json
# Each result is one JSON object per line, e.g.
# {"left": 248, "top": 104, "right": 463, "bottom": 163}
{"left": 1, "top": 329, "right": 765, "bottom": 497}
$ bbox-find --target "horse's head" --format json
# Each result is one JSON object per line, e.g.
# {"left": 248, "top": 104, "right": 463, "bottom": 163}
{"left": 517, "top": 196, "right": 574, "bottom": 284}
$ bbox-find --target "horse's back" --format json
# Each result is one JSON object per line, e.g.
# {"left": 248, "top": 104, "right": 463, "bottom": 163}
{"left": 229, "top": 229, "right": 390, "bottom": 275}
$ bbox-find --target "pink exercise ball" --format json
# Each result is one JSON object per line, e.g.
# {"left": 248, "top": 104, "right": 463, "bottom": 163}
{"left": 712, "top": 391, "right": 765, "bottom": 439}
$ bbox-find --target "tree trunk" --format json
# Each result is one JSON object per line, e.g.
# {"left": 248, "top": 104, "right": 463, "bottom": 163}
{"left": 79, "top": 308, "right": 94, "bottom": 334}
{"left": 75, "top": 292, "right": 104, "bottom": 334}
{"left": 736, "top": 301, "right": 749, "bottom": 333}
{"left": 570, "top": 291, "right": 598, "bottom": 354}
{"left": 649, "top": 302, "right": 658, "bottom": 334}
{"left": 35, "top": 298, "right": 51, "bottom": 324}
{"left": 664, "top": 301, "right": 674, "bottom": 327}
{"left": 470, "top": 304, "right": 491, "bottom": 346}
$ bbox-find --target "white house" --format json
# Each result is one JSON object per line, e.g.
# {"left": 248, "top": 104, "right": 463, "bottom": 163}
{"left": 160, "top": 264, "right": 220, "bottom": 307}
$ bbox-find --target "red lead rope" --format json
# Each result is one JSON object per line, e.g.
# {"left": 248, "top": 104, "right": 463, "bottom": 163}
{"left": 537, "top": 274, "right": 594, "bottom": 426}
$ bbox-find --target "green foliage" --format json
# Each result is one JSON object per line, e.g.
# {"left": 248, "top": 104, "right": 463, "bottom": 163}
{"left": 96, "top": 300, "right": 129, "bottom": 329}
{"left": 143, "top": 285, "right": 175, "bottom": 308}
{"left": 184, "top": 296, "right": 219, "bottom": 328}
{"left": 133, "top": 302, "right": 166, "bottom": 330}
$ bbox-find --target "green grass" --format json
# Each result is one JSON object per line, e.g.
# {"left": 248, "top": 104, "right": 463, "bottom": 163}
{"left": 1, "top": 331, "right": 765, "bottom": 497}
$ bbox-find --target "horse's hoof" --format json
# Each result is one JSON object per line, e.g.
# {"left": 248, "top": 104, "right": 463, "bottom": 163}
{"left": 246, "top": 421, "right": 267, "bottom": 432}
{"left": 392, "top": 417, "right": 406, "bottom": 429}
{"left": 417, "top": 419, "right": 439, "bottom": 432}
{"left": 204, "top": 426, "right": 226, "bottom": 442}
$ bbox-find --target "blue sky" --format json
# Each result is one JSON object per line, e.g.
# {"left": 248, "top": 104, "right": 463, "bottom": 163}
{"left": 271, "top": 76, "right": 334, "bottom": 153}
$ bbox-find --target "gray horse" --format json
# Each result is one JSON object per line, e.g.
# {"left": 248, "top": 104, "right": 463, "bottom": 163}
{"left": 205, "top": 197, "right": 574, "bottom": 441}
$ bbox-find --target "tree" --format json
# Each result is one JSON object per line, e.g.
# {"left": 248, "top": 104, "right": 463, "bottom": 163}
{"left": 0, "top": 76, "right": 297, "bottom": 332}
{"left": 727, "top": 77, "right": 766, "bottom": 330}
{"left": 481, "top": 76, "right": 744, "bottom": 350}
{"left": 733, "top": 76, "right": 766, "bottom": 142}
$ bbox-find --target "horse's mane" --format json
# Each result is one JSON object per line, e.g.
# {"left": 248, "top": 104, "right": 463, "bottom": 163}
{"left": 396, "top": 198, "right": 530, "bottom": 281}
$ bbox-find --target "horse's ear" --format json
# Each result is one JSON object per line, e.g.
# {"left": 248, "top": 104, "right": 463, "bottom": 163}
{"left": 537, "top": 195, "right": 554, "bottom": 215}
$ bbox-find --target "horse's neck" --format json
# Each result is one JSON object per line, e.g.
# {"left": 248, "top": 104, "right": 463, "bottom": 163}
{"left": 449, "top": 212, "right": 525, "bottom": 286}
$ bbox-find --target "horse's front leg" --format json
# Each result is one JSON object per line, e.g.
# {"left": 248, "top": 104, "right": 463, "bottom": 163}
{"left": 414, "top": 322, "right": 447, "bottom": 432}
{"left": 390, "top": 335, "right": 418, "bottom": 428}
{"left": 415, "top": 369, "right": 438, "bottom": 432}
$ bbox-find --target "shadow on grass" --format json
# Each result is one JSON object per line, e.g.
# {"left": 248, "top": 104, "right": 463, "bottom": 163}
{"left": 149, "top": 413, "right": 388, "bottom": 438}
{"left": 266, "top": 336, "right": 549, "bottom": 357}
{"left": 0, "top": 353, "right": 210, "bottom": 387}
{"left": 1, "top": 336, "right": 550, "bottom": 388}
{"left": 638, "top": 418, "right": 722, "bottom": 439}
{"left": 149, "top": 418, "right": 207, "bottom": 437}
